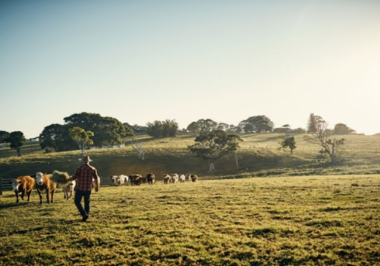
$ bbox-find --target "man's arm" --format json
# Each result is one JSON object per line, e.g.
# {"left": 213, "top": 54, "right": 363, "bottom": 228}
{"left": 94, "top": 169, "right": 100, "bottom": 192}
{"left": 66, "top": 168, "right": 79, "bottom": 182}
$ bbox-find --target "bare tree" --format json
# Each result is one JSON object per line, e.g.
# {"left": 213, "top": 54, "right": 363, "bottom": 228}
{"left": 131, "top": 138, "right": 145, "bottom": 160}
{"left": 234, "top": 151, "right": 239, "bottom": 169}
{"left": 304, "top": 116, "right": 345, "bottom": 164}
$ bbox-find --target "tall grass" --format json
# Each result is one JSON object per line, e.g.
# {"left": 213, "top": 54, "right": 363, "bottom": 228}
{"left": 1, "top": 175, "right": 379, "bottom": 265}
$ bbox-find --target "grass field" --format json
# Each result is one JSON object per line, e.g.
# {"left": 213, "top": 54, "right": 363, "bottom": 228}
{"left": 1, "top": 133, "right": 380, "bottom": 182}
{"left": 1, "top": 175, "right": 379, "bottom": 265}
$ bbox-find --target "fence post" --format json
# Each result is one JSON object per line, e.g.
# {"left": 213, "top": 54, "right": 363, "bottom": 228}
{"left": 0, "top": 177, "right": 3, "bottom": 196}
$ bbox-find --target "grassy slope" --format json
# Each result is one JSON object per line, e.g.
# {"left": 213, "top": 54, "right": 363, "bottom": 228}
{"left": 1, "top": 133, "right": 380, "bottom": 183}
{"left": 0, "top": 175, "right": 379, "bottom": 265}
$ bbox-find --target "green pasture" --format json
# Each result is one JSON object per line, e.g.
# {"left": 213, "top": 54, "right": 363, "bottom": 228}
{"left": 1, "top": 133, "right": 380, "bottom": 181}
{"left": 1, "top": 175, "right": 379, "bottom": 265}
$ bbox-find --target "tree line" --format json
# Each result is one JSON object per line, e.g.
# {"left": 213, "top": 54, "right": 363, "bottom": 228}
{"left": 187, "top": 113, "right": 351, "bottom": 172}
{"left": 0, "top": 112, "right": 355, "bottom": 159}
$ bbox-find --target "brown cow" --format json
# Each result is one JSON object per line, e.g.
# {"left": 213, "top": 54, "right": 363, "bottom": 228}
{"left": 11, "top": 176, "right": 35, "bottom": 203}
{"left": 129, "top": 174, "right": 143, "bottom": 185}
{"left": 163, "top": 174, "right": 171, "bottom": 184}
{"left": 35, "top": 172, "right": 57, "bottom": 204}
{"left": 185, "top": 173, "right": 198, "bottom": 182}
{"left": 146, "top": 173, "right": 155, "bottom": 185}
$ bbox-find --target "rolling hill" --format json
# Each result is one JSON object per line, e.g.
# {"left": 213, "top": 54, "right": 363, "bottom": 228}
{"left": 1, "top": 133, "right": 380, "bottom": 183}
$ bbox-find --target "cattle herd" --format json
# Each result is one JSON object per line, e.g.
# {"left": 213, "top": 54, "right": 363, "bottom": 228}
{"left": 110, "top": 173, "right": 198, "bottom": 186}
{"left": 9, "top": 172, "right": 198, "bottom": 204}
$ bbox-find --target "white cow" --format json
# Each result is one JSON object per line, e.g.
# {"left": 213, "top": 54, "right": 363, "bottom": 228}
{"left": 92, "top": 176, "right": 100, "bottom": 190}
{"left": 62, "top": 180, "right": 76, "bottom": 200}
{"left": 171, "top": 173, "right": 179, "bottom": 184}
{"left": 111, "top": 175, "right": 125, "bottom": 186}
{"left": 119, "top": 175, "right": 129, "bottom": 185}
{"left": 179, "top": 174, "right": 186, "bottom": 182}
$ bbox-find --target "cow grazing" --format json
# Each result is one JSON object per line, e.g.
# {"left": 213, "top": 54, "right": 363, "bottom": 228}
{"left": 185, "top": 173, "right": 192, "bottom": 182}
{"left": 62, "top": 180, "right": 76, "bottom": 200}
{"left": 35, "top": 172, "right": 57, "bottom": 204}
{"left": 179, "top": 174, "right": 186, "bottom": 182}
{"left": 191, "top": 174, "right": 198, "bottom": 182}
{"left": 171, "top": 173, "right": 179, "bottom": 183}
{"left": 146, "top": 173, "right": 155, "bottom": 185}
{"left": 163, "top": 174, "right": 171, "bottom": 184}
{"left": 92, "top": 176, "right": 101, "bottom": 190}
{"left": 129, "top": 174, "right": 143, "bottom": 185}
{"left": 11, "top": 176, "right": 35, "bottom": 203}
{"left": 111, "top": 175, "right": 125, "bottom": 186}
{"left": 120, "top": 175, "right": 129, "bottom": 185}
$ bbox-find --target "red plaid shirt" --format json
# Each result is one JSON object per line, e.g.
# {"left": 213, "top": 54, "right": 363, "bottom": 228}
{"left": 72, "top": 163, "right": 98, "bottom": 191}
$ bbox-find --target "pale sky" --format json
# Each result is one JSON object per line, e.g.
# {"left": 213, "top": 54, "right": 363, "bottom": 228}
{"left": 1, "top": 0, "right": 380, "bottom": 138}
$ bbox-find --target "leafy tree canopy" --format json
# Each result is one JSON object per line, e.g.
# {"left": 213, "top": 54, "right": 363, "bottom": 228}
{"left": 69, "top": 127, "right": 94, "bottom": 155}
{"left": 187, "top": 122, "right": 201, "bottom": 135}
{"left": 307, "top": 113, "right": 318, "bottom": 133}
{"left": 147, "top": 119, "right": 178, "bottom": 138}
{"left": 4, "top": 131, "right": 26, "bottom": 156}
{"left": 334, "top": 123, "right": 356, "bottom": 135}
{"left": 188, "top": 130, "right": 243, "bottom": 172}
{"left": 238, "top": 115, "right": 274, "bottom": 133}
{"left": 281, "top": 136, "right": 296, "bottom": 154}
{"left": 39, "top": 124, "right": 77, "bottom": 152}
{"left": 0, "top": 130, "right": 9, "bottom": 143}
{"left": 64, "top": 112, "right": 133, "bottom": 146}
{"left": 197, "top": 119, "right": 218, "bottom": 132}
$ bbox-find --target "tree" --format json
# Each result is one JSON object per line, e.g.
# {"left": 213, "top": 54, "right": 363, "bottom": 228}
{"left": 217, "top": 122, "right": 229, "bottom": 131}
{"left": 334, "top": 123, "right": 355, "bottom": 135}
{"left": 226, "top": 124, "right": 237, "bottom": 133}
{"left": 162, "top": 119, "right": 178, "bottom": 137}
{"left": 278, "top": 125, "right": 296, "bottom": 154}
{"left": 293, "top": 128, "right": 306, "bottom": 134}
{"left": 146, "top": 120, "right": 163, "bottom": 138}
{"left": 238, "top": 115, "right": 274, "bottom": 133}
{"left": 39, "top": 124, "right": 77, "bottom": 152}
{"left": 281, "top": 136, "right": 296, "bottom": 154}
{"left": 131, "top": 137, "right": 145, "bottom": 160}
{"left": 187, "top": 122, "right": 201, "bottom": 136}
{"left": 147, "top": 119, "right": 178, "bottom": 138}
{"left": 307, "top": 113, "right": 318, "bottom": 133}
{"left": 188, "top": 130, "right": 243, "bottom": 172}
{"left": 304, "top": 116, "right": 346, "bottom": 164}
{"left": 197, "top": 119, "right": 218, "bottom": 132}
{"left": 4, "top": 131, "right": 26, "bottom": 156}
{"left": 64, "top": 113, "right": 133, "bottom": 147}
{"left": 69, "top": 127, "right": 94, "bottom": 156}
{"left": 243, "top": 123, "right": 255, "bottom": 133}
{"left": 0, "top": 131, "right": 9, "bottom": 143}
{"left": 274, "top": 124, "right": 292, "bottom": 134}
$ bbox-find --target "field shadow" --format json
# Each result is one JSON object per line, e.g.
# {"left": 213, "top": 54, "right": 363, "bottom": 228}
{"left": 0, "top": 201, "right": 31, "bottom": 210}
{"left": 3, "top": 220, "right": 76, "bottom": 237}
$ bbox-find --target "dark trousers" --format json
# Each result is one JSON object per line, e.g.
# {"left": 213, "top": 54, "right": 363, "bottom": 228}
{"left": 74, "top": 190, "right": 91, "bottom": 217}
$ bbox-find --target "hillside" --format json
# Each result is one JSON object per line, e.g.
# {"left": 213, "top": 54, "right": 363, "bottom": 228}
{"left": 1, "top": 133, "right": 380, "bottom": 182}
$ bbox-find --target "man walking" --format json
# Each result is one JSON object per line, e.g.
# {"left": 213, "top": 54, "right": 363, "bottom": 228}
{"left": 68, "top": 155, "right": 99, "bottom": 222}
